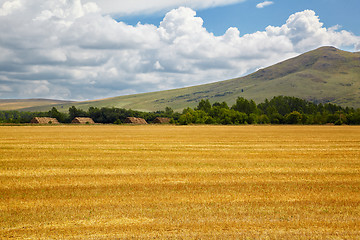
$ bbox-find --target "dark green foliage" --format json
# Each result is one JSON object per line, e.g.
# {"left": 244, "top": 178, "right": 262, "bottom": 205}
{"left": 49, "top": 107, "right": 68, "bottom": 123}
{"left": 1, "top": 96, "right": 360, "bottom": 125}
{"left": 258, "top": 96, "right": 318, "bottom": 116}
{"left": 77, "top": 106, "right": 180, "bottom": 124}
{"left": 196, "top": 99, "right": 212, "bottom": 113}
{"left": 258, "top": 114, "right": 270, "bottom": 124}
{"left": 114, "top": 119, "right": 122, "bottom": 125}
{"left": 347, "top": 110, "right": 360, "bottom": 124}
{"left": 231, "top": 97, "right": 257, "bottom": 115}
{"left": 69, "top": 106, "right": 87, "bottom": 120}
{"left": 176, "top": 96, "right": 360, "bottom": 125}
{"left": 165, "top": 107, "right": 174, "bottom": 116}
{"left": 212, "top": 101, "right": 229, "bottom": 109}
{"left": 285, "top": 111, "right": 303, "bottom": 124}
{"left": 0, "top": 108, "right": 68, "bottom": 123}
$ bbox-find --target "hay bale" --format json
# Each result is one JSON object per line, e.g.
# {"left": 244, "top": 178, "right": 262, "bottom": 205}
{"left": 71, "top": 117, "right": 95, "bottom": 124}
{"left": 30, "top": 117, "right": 59, "bottom": 124}
{"left": 153, "top": 117, "right": 171, "bottom": 124}
{"left": 124, "top": 117, "right": 148, "bottom": 124}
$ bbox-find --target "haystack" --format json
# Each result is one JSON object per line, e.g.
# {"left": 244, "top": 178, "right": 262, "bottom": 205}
{"left": 71, "top": 117, "right": 95, "bottom": 124}
{"left": 30, "top": 117, "right": 59, "bottom": 124}
{"left": 153, "top": 117, "right": 171, "bottom": 124}
{"left": 124, "top": 117, "right": 148, "bottom": 124}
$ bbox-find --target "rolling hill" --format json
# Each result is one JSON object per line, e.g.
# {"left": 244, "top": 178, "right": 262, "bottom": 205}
{"left": 0, "top": 99, "right": 74, "bottom": 111}
{"left": 6, "top": 46, "right": 360, "bottom": 112}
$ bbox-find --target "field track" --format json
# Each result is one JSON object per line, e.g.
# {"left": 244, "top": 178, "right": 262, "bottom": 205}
{"left": 1, "top": 125, "right": 359, "bottom": 239}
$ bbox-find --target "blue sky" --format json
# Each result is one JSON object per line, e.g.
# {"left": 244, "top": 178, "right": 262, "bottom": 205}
{"left": 0, "top": 0, "right": 359, "bottom": 100}
{"left": 121, "top": 0, "right": 360, "bottom": 36}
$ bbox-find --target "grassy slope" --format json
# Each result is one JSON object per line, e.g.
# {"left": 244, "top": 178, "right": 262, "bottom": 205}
{"left": 16, "top": 46, "right": 360, "bottom": 112}
{"left": 0, "top": 99, "right": 74, "bottom": 111}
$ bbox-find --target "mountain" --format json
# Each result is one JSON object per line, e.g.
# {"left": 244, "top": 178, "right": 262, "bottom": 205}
{"left": 7, "top": 46, "right": 360, "bottom": 112}
{"left": 0, "top": 99, "right": 74, "bottom": 111}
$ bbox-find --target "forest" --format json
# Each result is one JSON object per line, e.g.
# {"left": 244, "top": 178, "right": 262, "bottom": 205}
{"left": 1, "top": 96, "right": 360, "bottom": 125}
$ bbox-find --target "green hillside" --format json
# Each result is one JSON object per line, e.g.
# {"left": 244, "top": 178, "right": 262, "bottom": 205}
{"left": 15, "top": 46, "right": 360, "bottom": 112}
{"left": 0, "top": 99, "right": 74, "bottom": 111}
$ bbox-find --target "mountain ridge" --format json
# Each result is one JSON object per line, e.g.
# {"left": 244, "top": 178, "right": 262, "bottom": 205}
{"left": 2, "top": 46, "right": 360, "bottom": 112}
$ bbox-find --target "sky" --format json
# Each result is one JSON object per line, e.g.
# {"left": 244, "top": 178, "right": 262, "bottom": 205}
{"left": 0, "top": 0, "right": 359, "bottom": 100}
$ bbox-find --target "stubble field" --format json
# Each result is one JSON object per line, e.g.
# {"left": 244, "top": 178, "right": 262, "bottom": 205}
{"left": 0, "top": 125, "right": 359, "bottom": 239}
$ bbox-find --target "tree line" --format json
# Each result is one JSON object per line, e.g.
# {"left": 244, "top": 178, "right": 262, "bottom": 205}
{"left": 0, "top": 106, "right": 177, "bottom": 124}
{"left": 178, "top": 96, "right": 360, "bottom": 125}
{"left": 1, "top": 96, "right": 360, "bottom": 125}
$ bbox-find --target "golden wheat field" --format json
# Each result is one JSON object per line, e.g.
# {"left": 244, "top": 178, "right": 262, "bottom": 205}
{"left": 0, "top": 125, "right": 359, "bottom": 239}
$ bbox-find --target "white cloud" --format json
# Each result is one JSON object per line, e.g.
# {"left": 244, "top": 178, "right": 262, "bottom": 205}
{"left": 0, "top": 85, "right": 12, "bottom": 92}
{"left": 0, "top": 0, "right": 22, "bottom": 16}
{"left": 0, "top": 1, "right": 359, "bottom": 101}
{"left": 154, "top": 61, "right": 164, "bottom": 70}
{"left": 82, "top": 0, "right": 247, "bottom": 16}
{"left": 256, "top": 1, "right": 274, "bottom": 9}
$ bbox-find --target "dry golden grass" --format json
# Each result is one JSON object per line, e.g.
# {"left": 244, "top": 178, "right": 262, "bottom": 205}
{"left": 0, "top": 125, "right": 359, "bottom": 239}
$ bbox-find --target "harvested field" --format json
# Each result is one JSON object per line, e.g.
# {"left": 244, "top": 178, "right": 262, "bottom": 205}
{"left": 0, "top": 125, "right": 359, "bottom": 239}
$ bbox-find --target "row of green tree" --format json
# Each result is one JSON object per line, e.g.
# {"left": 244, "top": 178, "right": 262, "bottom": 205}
{"left": 1, "top": 96, "right": 360, "bottom": 125}
{"left": 178, "top": 96, "right": 360, "bottom": 125}
{"left": 0, "top": 105, "right": 178, "bottom": 124}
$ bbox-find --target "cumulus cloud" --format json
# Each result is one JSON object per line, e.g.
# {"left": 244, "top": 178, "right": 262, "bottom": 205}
{"left": 256, "top": 1, "right": 274, "bottom": 9}
{"left": 0, "top": 0, "right": 359, "bottom": 100}
{"left": 0, "top": 0, "right": 22, "bottom": 16}
{"left": 82, "top": 0, "right": 247, "bottom": 16}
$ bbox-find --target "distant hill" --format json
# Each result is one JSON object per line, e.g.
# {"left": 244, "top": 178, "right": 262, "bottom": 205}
{"left": 7, "top": 46, "right": 360, "bottom": 112}
{"left": 0, "top": 99, "right": 74, "bottom": 111}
